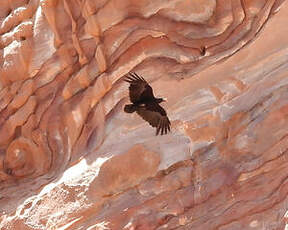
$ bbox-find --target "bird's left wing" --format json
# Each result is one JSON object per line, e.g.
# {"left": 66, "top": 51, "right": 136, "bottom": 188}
{"left": 124, "top": 72, "right": 154, "bottom": 103}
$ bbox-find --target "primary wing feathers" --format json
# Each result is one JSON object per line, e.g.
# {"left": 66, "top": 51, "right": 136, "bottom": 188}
{"left": 136, "top": 103, "right": 171, "bottom": 135}
{"left": 124, "top": 72, "right": 154, "bottom": 103}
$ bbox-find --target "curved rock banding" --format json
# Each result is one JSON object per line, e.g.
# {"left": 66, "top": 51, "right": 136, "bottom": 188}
{"left": 0, "top": 0, "right": 288, "bottom": 229}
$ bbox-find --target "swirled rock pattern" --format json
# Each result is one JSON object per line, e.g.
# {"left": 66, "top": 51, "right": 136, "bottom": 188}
{"left": 0, "top": 0, "right": 288, "bottom": 229}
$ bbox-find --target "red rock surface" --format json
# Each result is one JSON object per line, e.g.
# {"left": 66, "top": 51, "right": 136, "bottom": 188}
{"left": 0, "top": 0, "right": 288, "bottom": 229}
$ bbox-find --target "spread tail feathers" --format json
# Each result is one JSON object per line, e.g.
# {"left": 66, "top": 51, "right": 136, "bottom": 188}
{"left": 124, "top": 104, "right": 137, "bottom": 113}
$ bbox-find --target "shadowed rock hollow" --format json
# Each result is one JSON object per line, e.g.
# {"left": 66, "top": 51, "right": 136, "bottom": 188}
{"left": 0, "top": 0, "right": 288, "bottom": 229}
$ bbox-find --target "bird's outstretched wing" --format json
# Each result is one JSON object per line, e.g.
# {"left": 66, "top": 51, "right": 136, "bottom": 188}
{"left": 136, "top": 102, "right": 171, "bottom": 135}
{"left": 124, "top": 72, "right": 155, "bottom": 103}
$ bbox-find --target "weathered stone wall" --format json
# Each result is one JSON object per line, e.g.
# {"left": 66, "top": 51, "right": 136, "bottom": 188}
{"left": 0, "top": 0, "right": 288, "bottom": 229}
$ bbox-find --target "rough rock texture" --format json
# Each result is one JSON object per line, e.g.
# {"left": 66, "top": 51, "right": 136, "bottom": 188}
{"left": 0, "top": 0, "right": 288, "bottom": 229}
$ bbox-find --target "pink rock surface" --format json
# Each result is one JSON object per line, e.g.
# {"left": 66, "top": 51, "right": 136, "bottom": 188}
{"left": 0, "top": 0, "right": 288, "bottom": 229}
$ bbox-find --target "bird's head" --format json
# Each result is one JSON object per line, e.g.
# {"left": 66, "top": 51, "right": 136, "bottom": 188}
{"left": 156, "top": 97, "right": 167, "bottom": 103}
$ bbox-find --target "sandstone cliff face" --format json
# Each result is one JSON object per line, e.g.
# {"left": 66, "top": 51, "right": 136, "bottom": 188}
{"left": 0, "top": 0, "right": 288, "bottom": 229}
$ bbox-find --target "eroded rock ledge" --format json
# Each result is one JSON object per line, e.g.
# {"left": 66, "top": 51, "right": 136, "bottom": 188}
{"left": 0, "top": 0, "right": 288, "bottom": 229}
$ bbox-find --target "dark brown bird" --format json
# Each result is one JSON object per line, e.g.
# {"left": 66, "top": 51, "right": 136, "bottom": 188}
{"left": 124, "top": 72, "right": 171, "bottom": 135}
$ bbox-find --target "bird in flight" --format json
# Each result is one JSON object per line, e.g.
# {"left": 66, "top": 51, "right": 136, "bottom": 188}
{"left": 124, "top": 72, "right": 171, "bottom": 135}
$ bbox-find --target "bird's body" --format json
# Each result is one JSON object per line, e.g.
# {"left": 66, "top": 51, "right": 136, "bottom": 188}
{"left": 124, "top": 72, "right": 171, "bottom": 135}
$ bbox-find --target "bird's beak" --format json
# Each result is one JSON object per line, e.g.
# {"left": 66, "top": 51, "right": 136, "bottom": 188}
{"left": 162, "top": 97, "right": 167, "bottom": 102}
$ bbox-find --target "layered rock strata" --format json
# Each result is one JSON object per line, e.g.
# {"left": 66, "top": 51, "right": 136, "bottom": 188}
{"left": 0, "top": 0, "right": 288, "bottom": 229}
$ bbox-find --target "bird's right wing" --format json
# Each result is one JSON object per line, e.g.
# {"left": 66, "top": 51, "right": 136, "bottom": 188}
{"left": 136, "top": 104, "right": 171, "bottom": 135}
{"left": 124, "top": 72, "right": 154, "bottom": 103}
